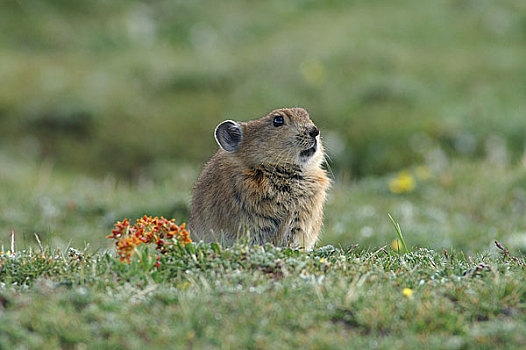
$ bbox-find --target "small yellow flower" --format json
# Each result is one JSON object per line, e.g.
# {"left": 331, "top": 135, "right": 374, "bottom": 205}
{"left": 402, "top": 288, "right": 413, "bottom": 298}
{"left": 389, "top": 171, "right": 416, "bottom": 194}
{"left": 319, "top": 258, "right": 326, "bottom": 263}
{"left": 392, "top": 239, "right": 402, "bottom": 252}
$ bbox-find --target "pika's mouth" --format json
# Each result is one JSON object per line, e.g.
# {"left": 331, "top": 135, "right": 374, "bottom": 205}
{"left": 300, "top": 140, "right": 317, "bottom": 158}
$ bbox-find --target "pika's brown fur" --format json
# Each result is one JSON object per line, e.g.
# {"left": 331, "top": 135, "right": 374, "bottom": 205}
{"left": 189, "top": 107, "right": 330, "bottom": 249}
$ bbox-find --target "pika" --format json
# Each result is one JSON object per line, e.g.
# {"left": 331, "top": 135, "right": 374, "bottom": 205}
{"left": 189, "top": 107, "right": 330, "bottom": 249}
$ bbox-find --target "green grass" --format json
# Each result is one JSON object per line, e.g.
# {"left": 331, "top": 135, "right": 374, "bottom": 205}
{"left": 1, "top": 154, "right": 525, "bottom": 348}
{"left": 3, "top": 152, "right": 526, "bottom": 254}
{"left": 1, "top": 243, "right": 524, "bottom": 349}
{"left": 388, "top": 213, "right": 409, "bottom": 254}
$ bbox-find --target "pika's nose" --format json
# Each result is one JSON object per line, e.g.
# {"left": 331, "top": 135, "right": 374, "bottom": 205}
{"left": 309, "top": 126, "right": 320, "bottom": 138}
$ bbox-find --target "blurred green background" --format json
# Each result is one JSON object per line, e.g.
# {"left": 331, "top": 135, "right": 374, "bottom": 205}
{"left": 1, "top": 0, "right": 525, "bottom": 252}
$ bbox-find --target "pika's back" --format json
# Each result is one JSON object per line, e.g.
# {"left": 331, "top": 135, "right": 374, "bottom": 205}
{"left": 189, "top": 107, "right": 330, "bottom": 249}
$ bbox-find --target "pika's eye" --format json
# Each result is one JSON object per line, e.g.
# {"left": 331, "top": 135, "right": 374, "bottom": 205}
{"left": 273, "top": 115, "right": 284, "bottom": 127}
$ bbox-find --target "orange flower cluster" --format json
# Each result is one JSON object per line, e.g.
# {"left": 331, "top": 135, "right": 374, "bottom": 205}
{"left": 107, "top": 216, "right": 191, "bottom": 263}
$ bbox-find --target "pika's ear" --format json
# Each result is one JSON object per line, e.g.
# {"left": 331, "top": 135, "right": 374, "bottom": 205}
{"left": 214, "top": 120, "right": 243, "bottom": 152}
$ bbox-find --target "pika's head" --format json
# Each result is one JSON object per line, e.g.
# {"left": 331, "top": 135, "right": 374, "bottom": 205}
{"left": 215, "top": 107, "right": 324, "bottom": 169}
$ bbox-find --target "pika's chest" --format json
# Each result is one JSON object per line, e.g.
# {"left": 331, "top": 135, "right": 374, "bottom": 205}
{"left": 237, "top": 165, "right": 321, "bottom": 212}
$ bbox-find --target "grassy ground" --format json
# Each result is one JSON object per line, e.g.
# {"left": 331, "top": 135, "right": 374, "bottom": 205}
{"left": 2, "top": 153, "right": 526, "bottom": 254}
{"left": 1, "top": 243, "right": 525, "bottom": 349}
{"left": 1, "top": 154, "right": 526, "bottom": 348}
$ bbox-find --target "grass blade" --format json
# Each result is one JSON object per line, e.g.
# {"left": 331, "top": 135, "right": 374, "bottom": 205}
{"left": 388, "top": 213, "right": 409, "bottom": 254}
